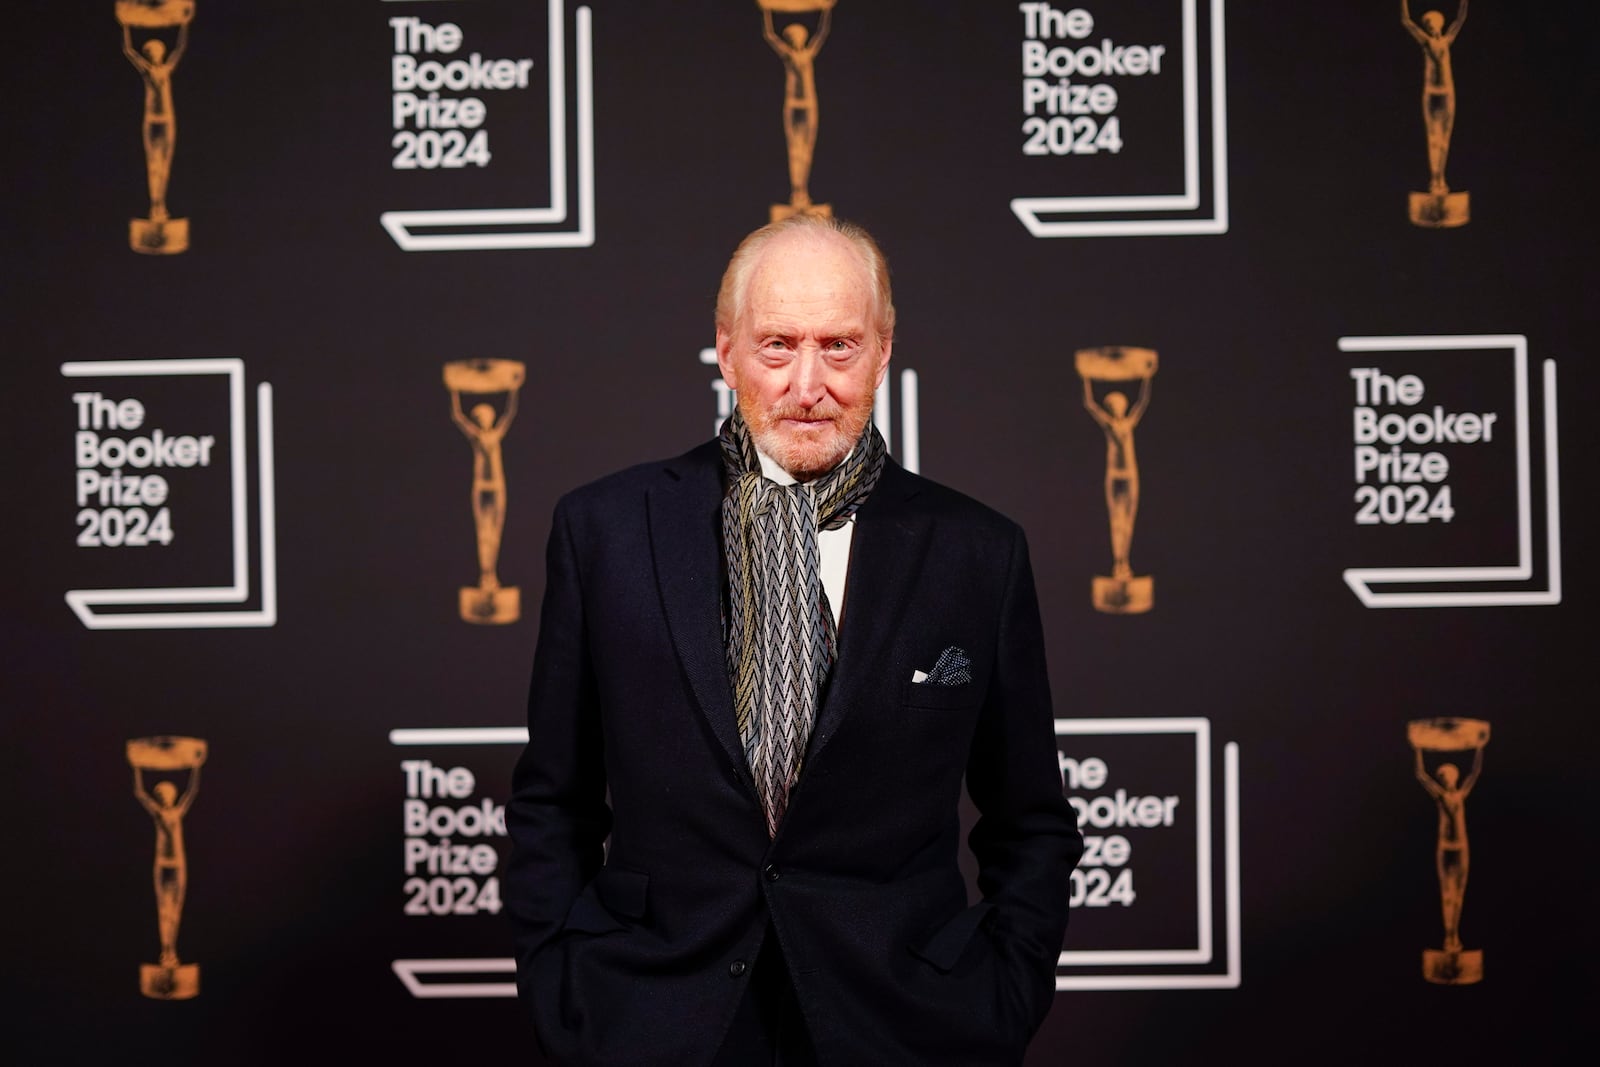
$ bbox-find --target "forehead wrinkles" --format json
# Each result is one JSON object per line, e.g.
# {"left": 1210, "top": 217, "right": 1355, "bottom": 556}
{"left": 742, "top": 235, "right": 875, "bottom": 335}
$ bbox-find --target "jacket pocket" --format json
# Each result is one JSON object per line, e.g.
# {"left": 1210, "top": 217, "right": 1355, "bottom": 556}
{"left": 908, "top": 899, "right": 995, "bottom": 973}
{"left": 561, "top": 866, "right": 649, "bottom": 935}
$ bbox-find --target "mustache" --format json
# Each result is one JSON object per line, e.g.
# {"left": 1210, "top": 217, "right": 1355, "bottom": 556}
{"left": 764, "top": 401, "right": 844, "bottom": 422}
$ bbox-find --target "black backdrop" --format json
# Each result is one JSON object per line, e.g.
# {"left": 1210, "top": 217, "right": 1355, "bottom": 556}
{"left": 4, "top": 2, "right": 1596, "bottom": 1063}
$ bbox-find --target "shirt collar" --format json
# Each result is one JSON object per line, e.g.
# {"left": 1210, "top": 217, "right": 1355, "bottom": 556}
{"left": 755, "top": 445, "right": 798, "bottom": 486}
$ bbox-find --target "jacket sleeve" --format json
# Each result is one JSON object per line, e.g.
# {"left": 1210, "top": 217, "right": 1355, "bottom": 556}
{"left": 504, "top": 497, "right": 613, "bottom": 1019}
{"left": 964, "top": 526, "right": 1083, "bottom": 1038}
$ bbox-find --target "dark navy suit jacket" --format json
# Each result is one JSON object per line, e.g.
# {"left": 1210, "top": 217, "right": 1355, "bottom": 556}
{"left": 506, "top": 440, "right": 1082, "bottom": 1066}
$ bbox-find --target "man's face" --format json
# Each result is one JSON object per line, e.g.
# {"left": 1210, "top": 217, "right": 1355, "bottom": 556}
{"left": 715, "top": 231, "right": 891, "bottom": 481}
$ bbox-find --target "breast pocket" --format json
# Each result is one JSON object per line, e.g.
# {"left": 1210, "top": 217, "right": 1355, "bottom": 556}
{"left": 902, "top": 679, "right": 980, "bottom": 712}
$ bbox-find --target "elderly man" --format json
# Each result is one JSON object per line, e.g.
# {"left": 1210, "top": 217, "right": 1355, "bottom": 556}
{"left": 506, "top": 214, "right": 1081, "bottom": 1066}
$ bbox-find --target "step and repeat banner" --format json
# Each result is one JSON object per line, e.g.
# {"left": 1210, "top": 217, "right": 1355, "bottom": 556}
{"left": 5, "top": 1, "right": 1594, "bottom": 1063}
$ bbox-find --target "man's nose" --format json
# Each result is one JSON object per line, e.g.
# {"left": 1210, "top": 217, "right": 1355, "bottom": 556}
{"left": 789, "top": 350, "right": 827, "bottom": 406}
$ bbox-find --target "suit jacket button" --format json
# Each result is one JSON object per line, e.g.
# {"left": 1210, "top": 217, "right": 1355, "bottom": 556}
{"left": 763, "top": 864, "right": 780, "bottom": 882}
{"left": 728, "top": 959, "right": 747, "bottom": 978}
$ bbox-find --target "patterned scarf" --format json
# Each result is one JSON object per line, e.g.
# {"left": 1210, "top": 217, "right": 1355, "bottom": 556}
{"left": 719, "top": 408, "right": 887, "bottom": 837}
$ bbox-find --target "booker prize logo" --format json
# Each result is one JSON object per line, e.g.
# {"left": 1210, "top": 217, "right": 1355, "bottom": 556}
{"left": 1076, "top": 346, "right": 1155, "bottom": 613}
{"left": 128, "top": 735, "right": 206, "bottom": 999}
{"left": 757, "top": 0, "right": 836, "bottom": 222}
{"left": 1055, "top": 718, "right": 1242, "bottom": 990}
{"left": 445, "top": 359, "right": 525, "bottom": 624}
{"left": 1408, "top": 717, "right": 1488, "bottom": 984}
{"left": 379, "top": 1, "right": 596, "bottom": 251}
{"left": 1010, "top": 2, "right": 1229, "bottom": 238}
{"left": 1401, "top": 2, "right": 1469, "bottom": 228}
{"left": 389, "top": 727, "right": 522, "bottom": 999}
{"left": 62, "top": 359, "right": 278, "bottom": 630}
{"left": 1338, "top": 335, "right": 1561, "bottom": 607}
{"left": 116, "top": 0, "right": 193, "bottom": 254}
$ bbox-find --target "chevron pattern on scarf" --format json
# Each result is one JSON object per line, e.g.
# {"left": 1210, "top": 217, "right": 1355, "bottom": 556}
{"left": 720, "top": 409, "right": 886, "bottom": 837}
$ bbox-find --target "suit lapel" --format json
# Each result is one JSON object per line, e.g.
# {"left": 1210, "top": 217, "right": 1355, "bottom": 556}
{"left": 648, "top": 449, "right": 930, "bottom": 785}
{"left": 809, "top": 459, "right": 929, "bottom": 763}
{"left": 647, "top": 443, "right": 748, "bottom": 776}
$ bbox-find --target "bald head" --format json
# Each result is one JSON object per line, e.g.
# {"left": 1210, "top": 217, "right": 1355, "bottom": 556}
{"left": 715, "top": 214, "right": 895, "bottom": 347}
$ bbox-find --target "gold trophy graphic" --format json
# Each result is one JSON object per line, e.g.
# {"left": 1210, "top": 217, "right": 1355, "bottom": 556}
{"left": 1408, "top": 717, "right": 1488, "bottom": 984}
{"left": 1077, "top": 346, "right": 1155, "bottom": 614}
{"left": 116, "top": 0, "right": 193, "bottom": 254}
{"left": 446, "top": 359, "right": 525, "bottom": 624}
{"left": 759, "top": 0, "right": 835, "bottom": 222}
{"left": 1401, "top": 1, "right": 1469, "bottom": 228}
{"left": 128, "top": 735, "right": 206, "bottom": 1000}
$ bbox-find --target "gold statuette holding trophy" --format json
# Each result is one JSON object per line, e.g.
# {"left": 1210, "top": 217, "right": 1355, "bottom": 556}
{"left": 1401, "top": 1, "right": 1469, "bottom": 228}
{"left": 759, "top": 0, "right": 835, "bottom": 222}
{"left": 1077, "top": 347, "right": 1156, "bottom": 614}
{"left": 1408, "top": 717, "right": 1488, "bottom": 984}
{"left": 446, "top": 359, "right": 525, "bottom": 624}
{"left": 116, "top": 1, "right": 194, "bottom": 253}
{"left": 128, "top": 735, "right": 206, "bottom": 999}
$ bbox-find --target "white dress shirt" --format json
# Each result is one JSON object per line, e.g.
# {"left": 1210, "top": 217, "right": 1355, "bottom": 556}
{"left": 755, "top": 447, "right": 855, "bottom": 629}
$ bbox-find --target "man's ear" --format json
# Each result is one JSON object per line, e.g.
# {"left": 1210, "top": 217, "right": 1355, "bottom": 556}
{"left": 873, "top": 337, "right": 893, "bottom": 389}
{"left": 715, "top": 328, "right": 738, "bottom": 390}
